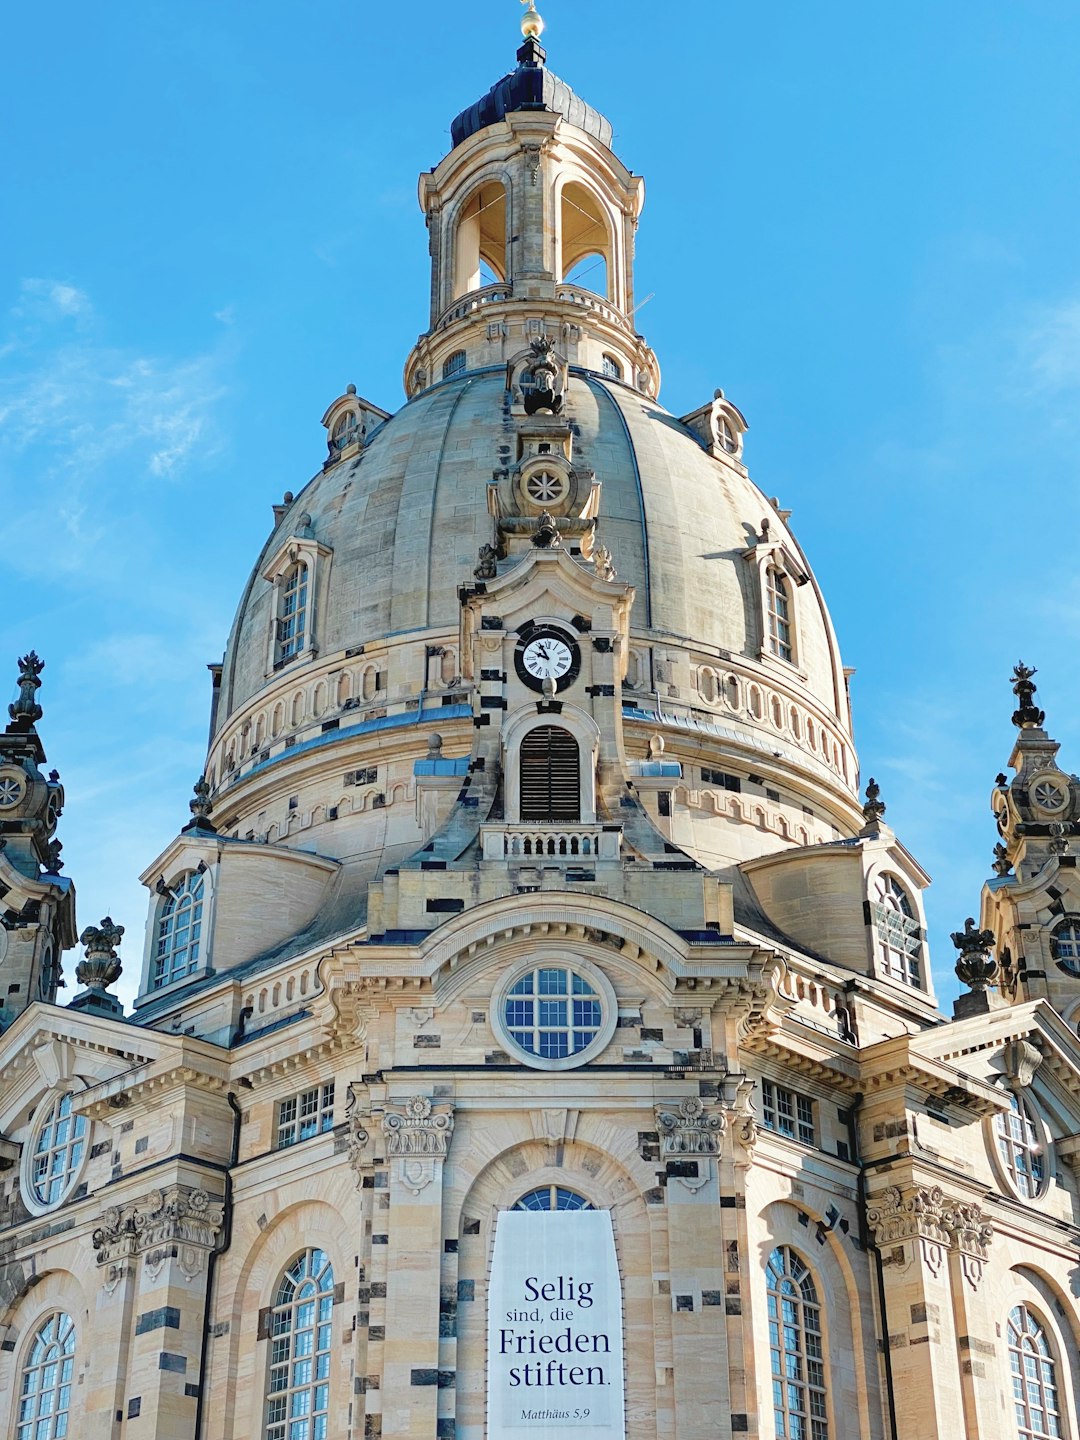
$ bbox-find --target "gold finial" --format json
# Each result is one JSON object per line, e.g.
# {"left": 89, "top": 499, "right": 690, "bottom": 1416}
{"left": 521, "top": 0, "right": 545, "bottom": 41}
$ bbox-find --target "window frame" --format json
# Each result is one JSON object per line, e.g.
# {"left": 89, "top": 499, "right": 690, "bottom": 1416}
{"left": 262, "top": 537, "right": 332, "bottom": 679}
{"left": 990, "top": 1087, "right": 1051, "bottom": 1203}
{"left": 443, "top": 349, "right": 467, "bottom": 380}
{"left": 262, "top": 1248, "right": 336, "bottom": 1440}
{"left": 20, "top": 1092, "right": 90, "bottom": 1218}
{"left": 514, "top": 1185, "right": 594, "bottom": 1211}
{"left": 869, "top": 873, "right": 926, "bottom": 990}
{"left": 276, "top": 1083, "right": 336, "bottom": 1151}
{"left": 766, "top": 566, "right": 794, "bottom": 664}
{"left": 1008, "top": 1303, "right": 1063, "bottom": 1440}
{"left": 152, "top": 869, "right": 207, "bottom": 991}
{"left": 491, "top": 954, "right": 618, "bottom": 1072}
{"left": 760, "top": 1079, "right": 816, "bottom": 1148}
{"left": 15, "top": 1311, "right": 77, "bottom": 1440}
{"left": 1051, "top": 916, "right": 1080, "bottom": 976}
{"left": 766, "top": 1246, "right": 829, "bottom": 1440}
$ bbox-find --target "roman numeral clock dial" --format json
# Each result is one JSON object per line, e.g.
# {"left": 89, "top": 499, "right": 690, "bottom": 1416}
{"left": 514, "top": 627, "right": 581, "bottom": 693}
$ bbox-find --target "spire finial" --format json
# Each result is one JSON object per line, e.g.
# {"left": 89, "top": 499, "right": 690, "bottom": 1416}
{"left": 1010, "top": 661, "right": 1045, "bottom": 730}
{"left": 8, "top": 651, "right": 44, "bottom": 728}
{"left": 862, "top": 777, "right": 886, "bottom": 825}
{"left": 520, "top": 0, "right": 545, "bottom": 41}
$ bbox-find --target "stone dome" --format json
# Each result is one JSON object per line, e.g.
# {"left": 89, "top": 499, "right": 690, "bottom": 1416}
{"left": 211, "top": 368, "right": 857, "bottom": 831}
{"left": 203, "top": 33, "right": 862, "bottom": 866}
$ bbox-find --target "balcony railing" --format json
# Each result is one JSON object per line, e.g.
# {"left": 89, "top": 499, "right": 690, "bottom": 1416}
{"left": 434, "top": 284, "right": 512, "bottom": 332}
{"left": 554, "top": 284, "right": 633, "bottom": 334}
{"left": 481, "top": 824, "right": 621, "bottom": 862}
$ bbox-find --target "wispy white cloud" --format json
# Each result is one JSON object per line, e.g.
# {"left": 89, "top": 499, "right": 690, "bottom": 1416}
{"left": 1009, "top": 294, "right": 1080, "bottom": 425}
{"left": 14, "top": 277, "right": 93, "bottom": 322}
{"left": 0, "top": 279, "right": 230, "bottom": 578}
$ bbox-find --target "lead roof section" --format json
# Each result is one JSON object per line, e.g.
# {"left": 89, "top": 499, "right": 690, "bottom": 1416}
{"left": 449, "top": 38, "right": 613, "bottom": 150}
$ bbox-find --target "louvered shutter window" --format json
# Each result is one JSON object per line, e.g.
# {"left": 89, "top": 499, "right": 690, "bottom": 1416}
{"left": 520, "top": 726, "right": 580, "bottom": 822}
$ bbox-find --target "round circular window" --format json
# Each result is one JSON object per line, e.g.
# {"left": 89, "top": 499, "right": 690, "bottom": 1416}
{"left": 988, "top": 1088, "right": 1050, "bottom": 1202}
{"left": 492, "top": 956, "right": 618, "bottom": 1071}
{"left": 21, "top": 1091, "right": 90, "bottom": 1215}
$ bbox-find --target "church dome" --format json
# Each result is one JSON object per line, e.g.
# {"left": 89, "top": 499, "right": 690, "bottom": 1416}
{"left": 203, "top": 23, "right": 861, "bottom": 874}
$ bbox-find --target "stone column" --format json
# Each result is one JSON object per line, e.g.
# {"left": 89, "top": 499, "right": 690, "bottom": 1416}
{"left": 655, "top": 1092, "right": 736, "bottom": 1440}
{"left": 943, "top": 1202, "right": 999, "bottom": 1440}
{"left": 866, "top": 1183, "right": 966, "bottom": 1440}
{"left": 379, "top": 1095, "right": 455, "bottom": 1440}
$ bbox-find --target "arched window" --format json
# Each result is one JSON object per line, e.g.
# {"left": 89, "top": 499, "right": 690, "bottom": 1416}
{"left": 995, "top": 1092, "right": 1046, "bottom": 1200}
{"left": 870, "top": 875, "right": 923, "bottom": 988}
{"left": 265, "top": 1249, "right": 335, "bottom": 1440}
{"left": 1008, "top": 1305, "right": 1062, "bottom": 1440}
{"left": 330, "top": 411, "right": 360, "bottom": 453}
{"left": 766, "top": 1247, "right": 828, "bottom": 1440}
{"left": 1051, "top": 917, "right": 1080, "bottom": 976}
{"left": 767, "top": 567, "right": 793, "bottom": 663}
{"left": 153, "top": 871, "right": 205, "bottom": 988}
{"left": 277, "top": 562, "right": 308, "bottom": 666}
{"left": 601, "top": 354, "right": 622, "bottom": 380}
{"left": 28, "top": 1094, "right": 87, "bottom": 1208}
{"left": 514, "top": 1186, "right": 593, "bottom": 1211}
{"left": 519, "top": 725, "right": 581, "bottom": 822}
{"left": 17, "top": 1312, "right": 76, "bottom": 1440}
{"left": 717, "top": 416, "right": 739, "bottom": 454}
{"left": 443, "top": 349, "right": 467, "bottom": 380}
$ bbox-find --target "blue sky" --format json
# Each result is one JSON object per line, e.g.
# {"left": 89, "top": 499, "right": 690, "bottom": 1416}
{"left": 3, "top": 1, "right": 1080, "bottom": 1012}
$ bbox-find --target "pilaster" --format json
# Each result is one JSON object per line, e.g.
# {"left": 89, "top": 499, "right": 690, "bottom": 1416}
{"left": 865, "top": 1183, "right": 965, "bottom": 1440}
{"left": 92, "top": 1184, "right": 224, "bottom": 1439}
{"left": 379, "top": 1094, "right": 455, "bottom": 1440}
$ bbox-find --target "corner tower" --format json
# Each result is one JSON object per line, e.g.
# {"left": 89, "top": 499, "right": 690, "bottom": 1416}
{"left": 405, "top": 7, "right": 659, "bottom": 398}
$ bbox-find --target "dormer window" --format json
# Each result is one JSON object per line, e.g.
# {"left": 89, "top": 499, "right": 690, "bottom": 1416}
{"left": 766, "top": 567, "right": 793, "bottom": 663}
{"left": 263, "top": 534, "right": 331, "bottom": 678}
{"left": 443, "top": 350, "right": 467, "bottom": 380}
{"left": 153, "top": 871, "right": 205, "bottom": 989}
{"left": 717, "top": 416, "right": 738, "bottom": 454}
{"left": 871, "top": 874, "right": 924, "bottom": 988}
{"left": 277, "top": 562, "right": 308, "bottom": 667}
{"left": 330, "top": 411, "right": 361, "bottom": 453}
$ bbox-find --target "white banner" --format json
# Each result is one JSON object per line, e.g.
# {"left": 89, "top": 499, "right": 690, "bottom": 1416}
{"left": 487, "top": 1208, "right": 625, "bottom": 1440}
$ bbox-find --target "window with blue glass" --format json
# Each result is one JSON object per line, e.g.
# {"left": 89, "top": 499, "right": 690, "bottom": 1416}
{"left": 265, "top": 1249, "right": 335, "bottom": 1440}
{"left": 767, "top": 1246, "right": 828, "bottom": 1440}
{"left": 504, "top": 965, "right": 602, "bottom": 1060}
{"left": 514, "top": 1186, "right": 593, "bottom": 1212}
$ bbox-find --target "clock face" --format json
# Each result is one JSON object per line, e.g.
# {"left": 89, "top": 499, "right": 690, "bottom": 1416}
{"left": 515, "top": 627, "right": 581, "bottom": 693}
{"left": 523, "top": 636, "right": 573, "bottom": 682}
